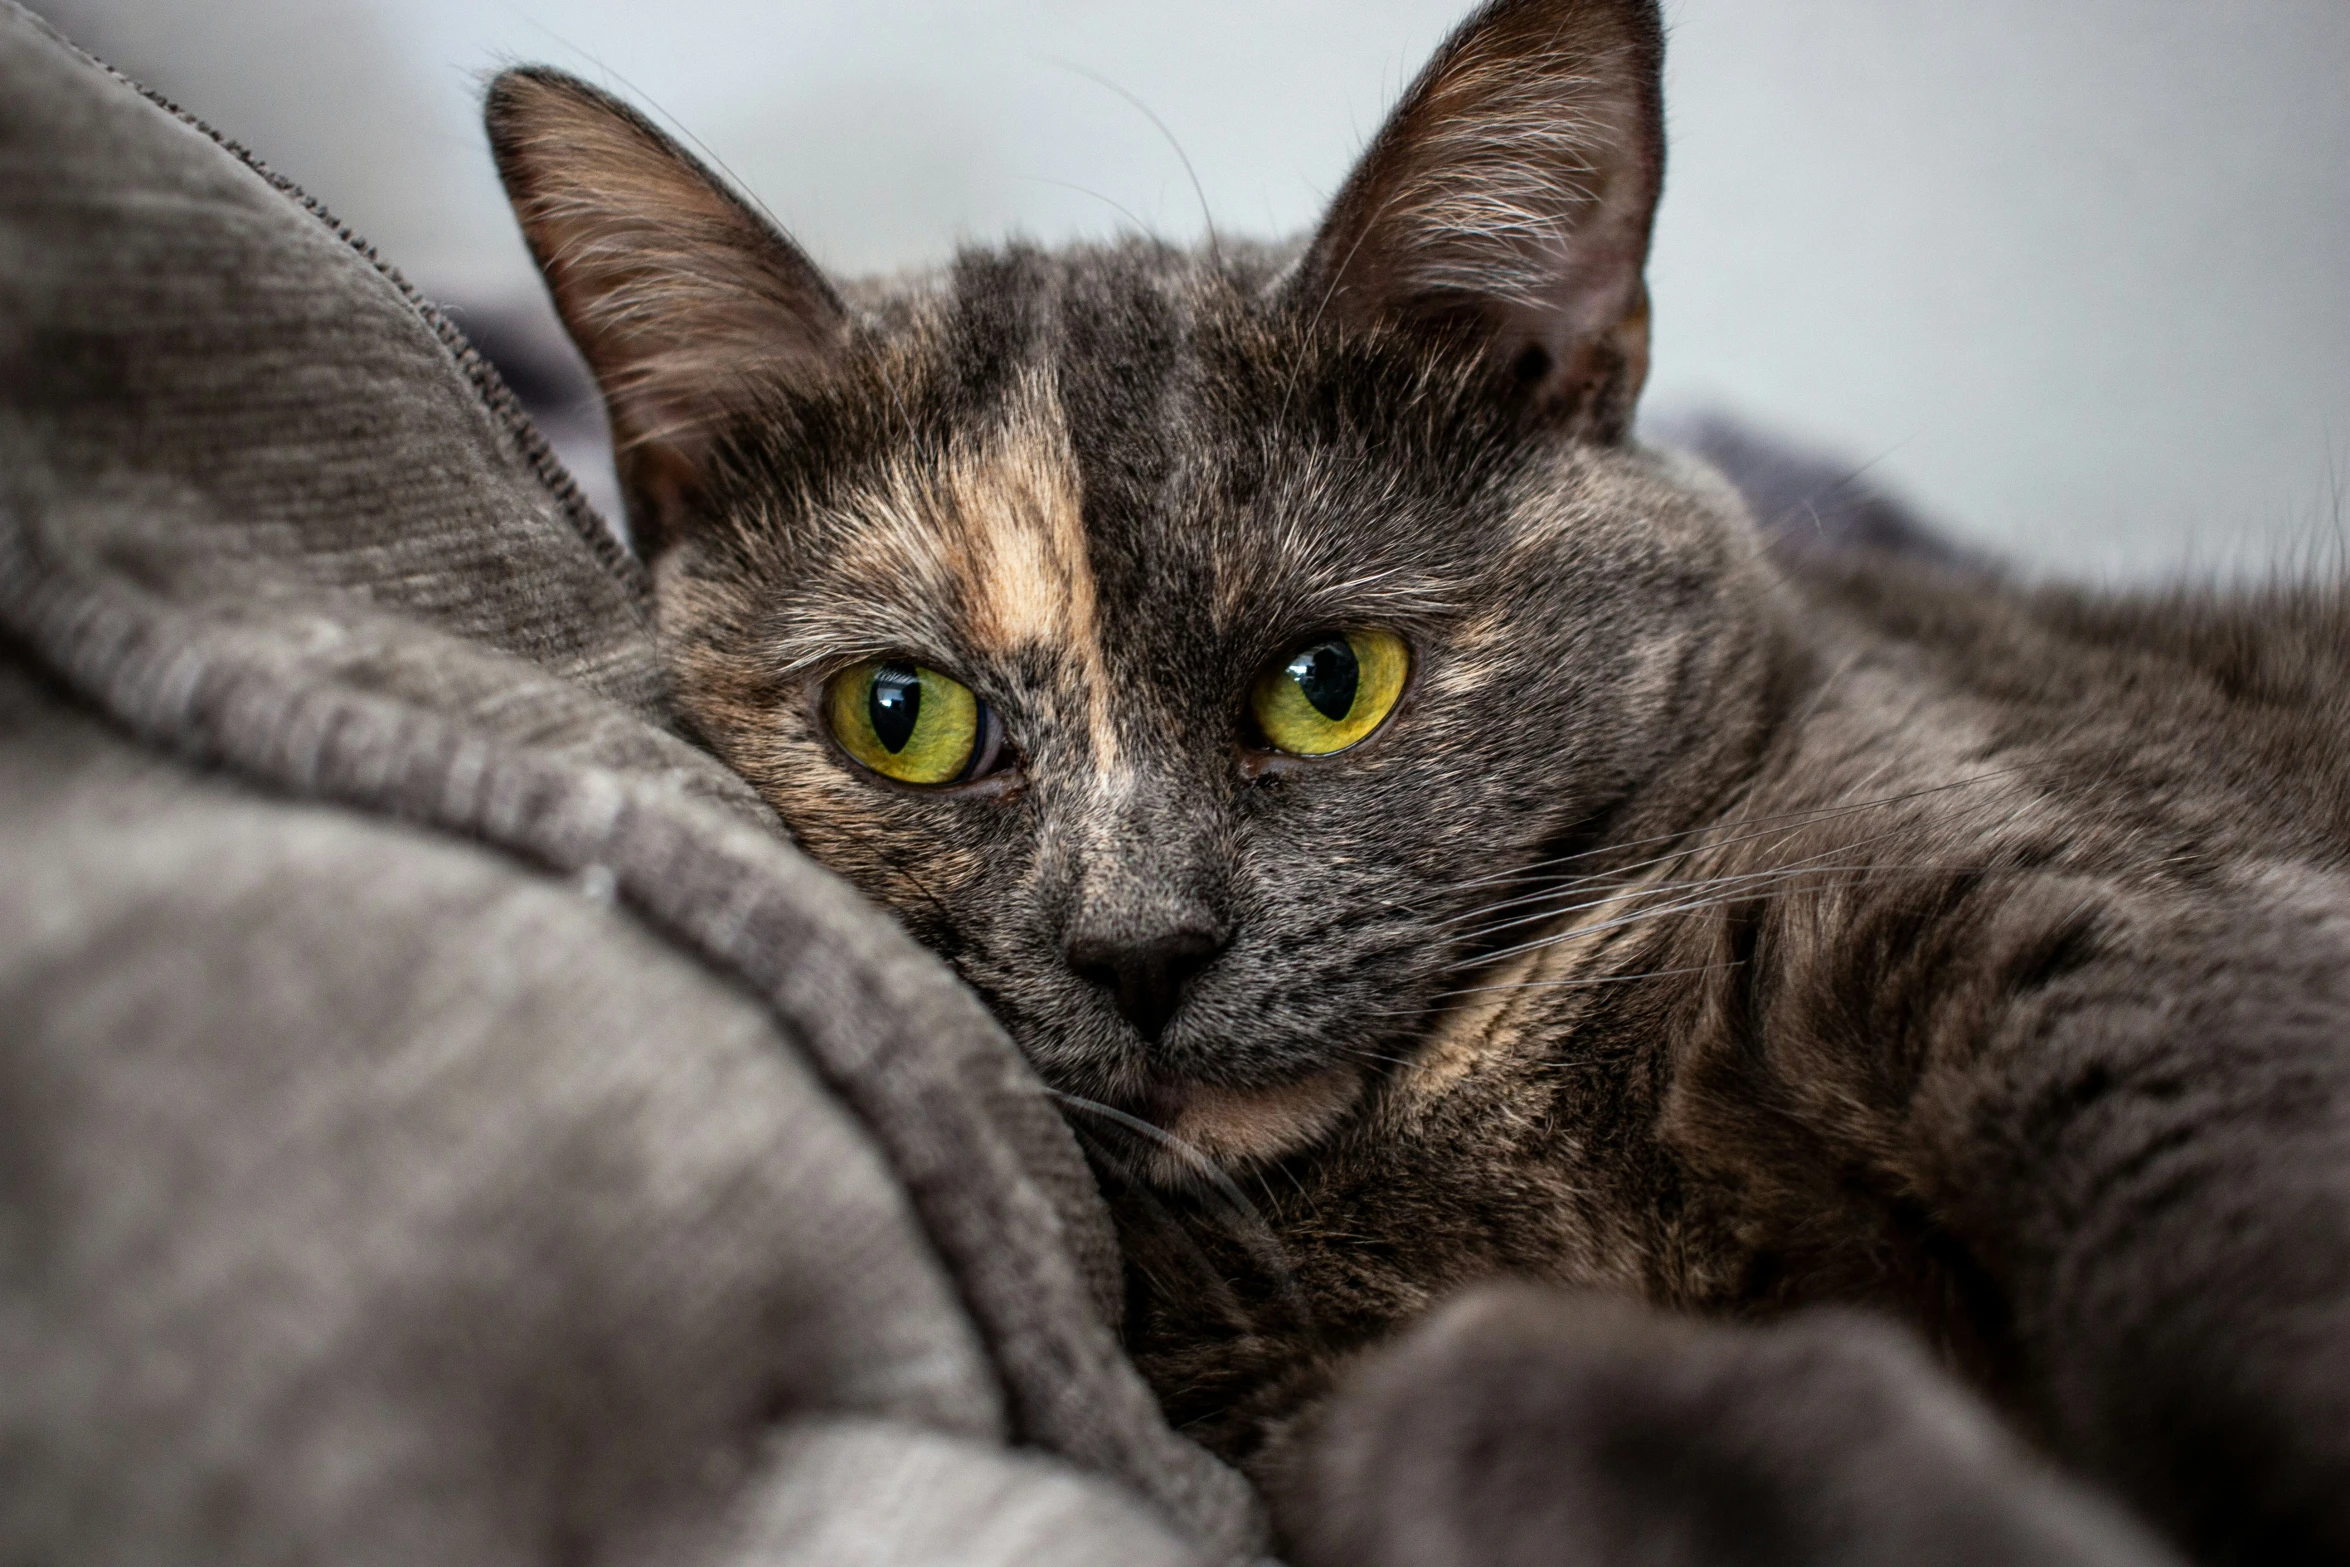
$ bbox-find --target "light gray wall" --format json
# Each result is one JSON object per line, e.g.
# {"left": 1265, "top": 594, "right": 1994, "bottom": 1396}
{"left": 38, "top": 0, "right": 2350, "bottom": 581}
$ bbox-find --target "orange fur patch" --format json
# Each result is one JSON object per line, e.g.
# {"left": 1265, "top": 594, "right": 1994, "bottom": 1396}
{"left": 829, "top": 371, "right": 1119, "bottom": 765}
{"left": 1156, "top": 1066, "right": 1366, "bottom": 1178}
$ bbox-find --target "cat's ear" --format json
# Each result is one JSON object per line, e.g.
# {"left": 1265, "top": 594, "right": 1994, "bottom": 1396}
{"left": 485, "top": 67, "right": 850, "bottom": 550}
{"left": 1285, "top": 0, "right": 1665, "bottom": 441}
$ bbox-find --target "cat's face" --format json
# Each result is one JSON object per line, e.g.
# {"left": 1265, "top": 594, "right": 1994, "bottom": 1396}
{"left": 489, "top": 0, "right": 1762, "bottom": 1172}
{"left": 650, "top": 275, "right": 1761, "bottom": 1164}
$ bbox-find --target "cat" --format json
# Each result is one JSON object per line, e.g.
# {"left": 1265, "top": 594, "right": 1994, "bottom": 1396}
{"left": 483, "top": 2, "right": 2350, "bottom": 1561}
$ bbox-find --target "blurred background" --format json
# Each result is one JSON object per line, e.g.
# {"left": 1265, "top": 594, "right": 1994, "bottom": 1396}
{"left": 29, "top": 0, "right": 2350, "bottom": 581}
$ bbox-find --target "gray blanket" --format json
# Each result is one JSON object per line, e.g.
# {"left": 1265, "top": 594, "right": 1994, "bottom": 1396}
{"left": 0, "top": 5, "right": 1263, "bottom": 1561}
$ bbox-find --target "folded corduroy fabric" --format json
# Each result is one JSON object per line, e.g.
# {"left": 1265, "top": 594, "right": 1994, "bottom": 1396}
{"left": 0, "top": 5, "right": 1264, "bottom": 1561}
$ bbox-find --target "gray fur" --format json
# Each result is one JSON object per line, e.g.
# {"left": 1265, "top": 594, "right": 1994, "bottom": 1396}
{"left": 1281, "top": 1284, "right": 2183, "bottom": 1567}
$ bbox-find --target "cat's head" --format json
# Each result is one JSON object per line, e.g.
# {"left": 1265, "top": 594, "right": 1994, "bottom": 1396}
{"left": 488, "top": 0, "right": 1777, "bottom": 1176}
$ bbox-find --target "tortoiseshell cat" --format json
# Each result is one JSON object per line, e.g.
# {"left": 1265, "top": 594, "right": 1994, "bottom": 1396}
{"left": 485, "top": 4, "right": 2350, "bottom": 1562}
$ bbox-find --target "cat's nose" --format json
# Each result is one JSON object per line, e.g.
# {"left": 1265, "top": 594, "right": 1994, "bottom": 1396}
{"left": 1063, "top": 921, "right": 1228, "bottom": 1042}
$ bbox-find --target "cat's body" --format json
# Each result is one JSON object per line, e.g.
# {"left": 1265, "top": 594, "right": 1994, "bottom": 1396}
{"left": 1125, "top": 551, "right": 2350, "bottom": 1501}
{"left": 485, "top": 5, "right": 2350, "bottom": 1562}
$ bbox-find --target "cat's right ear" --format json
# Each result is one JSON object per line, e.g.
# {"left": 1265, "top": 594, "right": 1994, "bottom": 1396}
{"left": 485, "top": 67, "right": 849, "bottom": 552}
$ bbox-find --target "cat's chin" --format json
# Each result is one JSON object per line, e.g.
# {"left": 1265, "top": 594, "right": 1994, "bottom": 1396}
{"left": 1140, "top": 1065, "right": 1367, "bottom": 1186}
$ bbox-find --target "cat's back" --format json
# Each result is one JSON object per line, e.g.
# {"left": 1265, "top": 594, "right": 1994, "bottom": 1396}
{"left": 1775, "top": 553, "right": 2350, "bottom": 874}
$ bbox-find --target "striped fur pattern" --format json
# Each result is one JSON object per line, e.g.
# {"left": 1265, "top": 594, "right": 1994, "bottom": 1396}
{"left": 490, "top": 4, "right": 2350, "bottom": 1562}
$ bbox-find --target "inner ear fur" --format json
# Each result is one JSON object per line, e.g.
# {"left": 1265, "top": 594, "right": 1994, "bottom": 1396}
{"left": 1286, "top": 0, "right": 1665, "bottom": 441}
{"left": 484, "top": 67, "right": 849, "bottom": 549}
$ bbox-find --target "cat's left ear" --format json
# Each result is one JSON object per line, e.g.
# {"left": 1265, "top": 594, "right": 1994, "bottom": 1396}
{"left": 1284, "top": 0, "right": 1665, "bottom": 441}
{"left": 485, "top": 67, "right": 851, "bottom": 552}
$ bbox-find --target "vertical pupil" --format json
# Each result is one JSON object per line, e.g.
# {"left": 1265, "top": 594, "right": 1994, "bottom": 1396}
{"left": 868, "top": 663, "right": 922, "bottom": 753}
{"left": 1288, "top": 638, "right": 1359, "bottom": 721}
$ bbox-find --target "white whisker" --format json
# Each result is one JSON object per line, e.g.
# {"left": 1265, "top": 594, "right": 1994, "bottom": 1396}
{"left": 1050, "top": 1088, "right": 1316, "bottom": 1330}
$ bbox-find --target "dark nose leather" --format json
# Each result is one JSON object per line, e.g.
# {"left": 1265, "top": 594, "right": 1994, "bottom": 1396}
{"left": 1064, "top": 922, "right": 1227, "bottom": 1041}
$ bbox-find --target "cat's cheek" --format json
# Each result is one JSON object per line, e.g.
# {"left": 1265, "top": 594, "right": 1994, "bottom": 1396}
{"left": 742, "top": 738, "right": 999, "bottom": 916}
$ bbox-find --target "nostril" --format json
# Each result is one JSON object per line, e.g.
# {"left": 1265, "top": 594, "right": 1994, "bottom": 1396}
{"left": 1065, "top": 924, "right": 1228, "bottom": 1042}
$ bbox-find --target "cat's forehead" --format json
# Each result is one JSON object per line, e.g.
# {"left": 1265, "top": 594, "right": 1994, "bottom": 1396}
{"left": 764, "top": 243, "right": 1517, "bottom": 674}
{"left": 826, "top": 370, "right": 1097, "bottom": 651}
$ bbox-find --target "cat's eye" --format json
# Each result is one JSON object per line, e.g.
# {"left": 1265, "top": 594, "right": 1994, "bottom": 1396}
{"left": 1249, "top": 629, "right": 1410, "bottom": 758}
{"left": 824, "top": 658, "right": 1007, "bottom": 787}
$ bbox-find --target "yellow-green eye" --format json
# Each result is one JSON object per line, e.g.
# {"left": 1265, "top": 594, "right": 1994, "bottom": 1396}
{"left": 824, "top": 658, "right": 1000, "bottom": 786}
{"left": 1250, "top": 629, "right": 1410, "bottom": 757}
